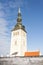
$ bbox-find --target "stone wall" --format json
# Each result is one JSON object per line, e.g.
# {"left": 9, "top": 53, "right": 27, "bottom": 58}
{"left": 0, "top": 56, "right": 43, "bottom": 65}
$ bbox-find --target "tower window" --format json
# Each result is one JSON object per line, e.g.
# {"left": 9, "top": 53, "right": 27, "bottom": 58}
{"left": 15, "top": 41, "right": 17, "bottom": 45}
{"left": 13, "top": 32, "right": 19, "bottom": 35}
{"left": 23, "top": 41, "right": 25, "bottom": 46}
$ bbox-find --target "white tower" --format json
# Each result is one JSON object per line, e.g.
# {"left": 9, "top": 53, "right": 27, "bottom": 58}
{"left": 10, "top": 8, "right": 27, "bottom": 56}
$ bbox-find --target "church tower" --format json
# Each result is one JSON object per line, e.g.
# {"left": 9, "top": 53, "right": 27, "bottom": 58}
{"left": 10, "top": 8, "right": 27, "bottom": 56}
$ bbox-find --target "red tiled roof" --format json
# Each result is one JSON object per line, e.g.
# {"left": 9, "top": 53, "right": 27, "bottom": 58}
{"left": 24, "top": 51, "right": 40, "bottom": 56}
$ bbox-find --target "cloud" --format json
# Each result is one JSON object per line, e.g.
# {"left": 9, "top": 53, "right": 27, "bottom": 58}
{"left": 0, "top": 0, "right": 23, "bottom": 10}
{"left": 0, "top": 0, "right": 29, "bottom": 55}
{"left": 0, "top": 10, "right": 5, "bottom": 17}
{"left": 8, "top": 0, "right": 29, "bottom": 8}
{"left": 0, "top": 0, "right": 24, "bottom": 55}
{"left": 0, "top": 1, "right": 12, "bottom": 55}
{"left": 0, "top": 0, "right": 28, "bottom": 18}
{"left": 8, "top": 0, "right": 24, "bottom": 8}
{"left": 0, "top": 18, "right": 7, "bottom": 33}
{"left": 0, "top": 18, "right": 10, "bottom": 54}
{"left": 0, "top": 3, "right": 8, "bottom": 41}
{"left": 0, "top": 2, "right": 3, "bottom": 9}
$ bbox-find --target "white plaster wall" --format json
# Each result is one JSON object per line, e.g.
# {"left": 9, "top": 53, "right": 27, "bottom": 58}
{"left": 10, "top": 29, "right": 27, "bottom": 56}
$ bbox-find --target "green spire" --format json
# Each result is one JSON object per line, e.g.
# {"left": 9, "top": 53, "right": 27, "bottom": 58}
{"left": 17, "top": 8, "right": 22, "bottom": 23}
{"left": 12, "top": 8, "right": 26, "bottom": 32}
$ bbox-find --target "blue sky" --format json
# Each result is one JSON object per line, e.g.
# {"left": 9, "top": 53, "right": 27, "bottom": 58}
{"left": 0, "top": 0, "right": 43, "bottom": 55}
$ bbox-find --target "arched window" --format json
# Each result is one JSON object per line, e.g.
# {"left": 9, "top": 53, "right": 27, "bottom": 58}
{"left": 15, "top": 41, "right": 17, "bottom": 45}
{"left": 23, "top": 41, "right": 25, "bottom": 46}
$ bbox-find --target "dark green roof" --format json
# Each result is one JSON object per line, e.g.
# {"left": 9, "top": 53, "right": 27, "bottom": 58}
{"left": 12, "top": 8, "right": 26, "bottom": 32}
{"left": 12, "top": 23, "right": 26, "bottom": 32}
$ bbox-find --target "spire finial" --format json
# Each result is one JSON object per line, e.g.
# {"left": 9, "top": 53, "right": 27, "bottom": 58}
{"left": 18, "top": 8, "right": 21, "bottom": 13}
